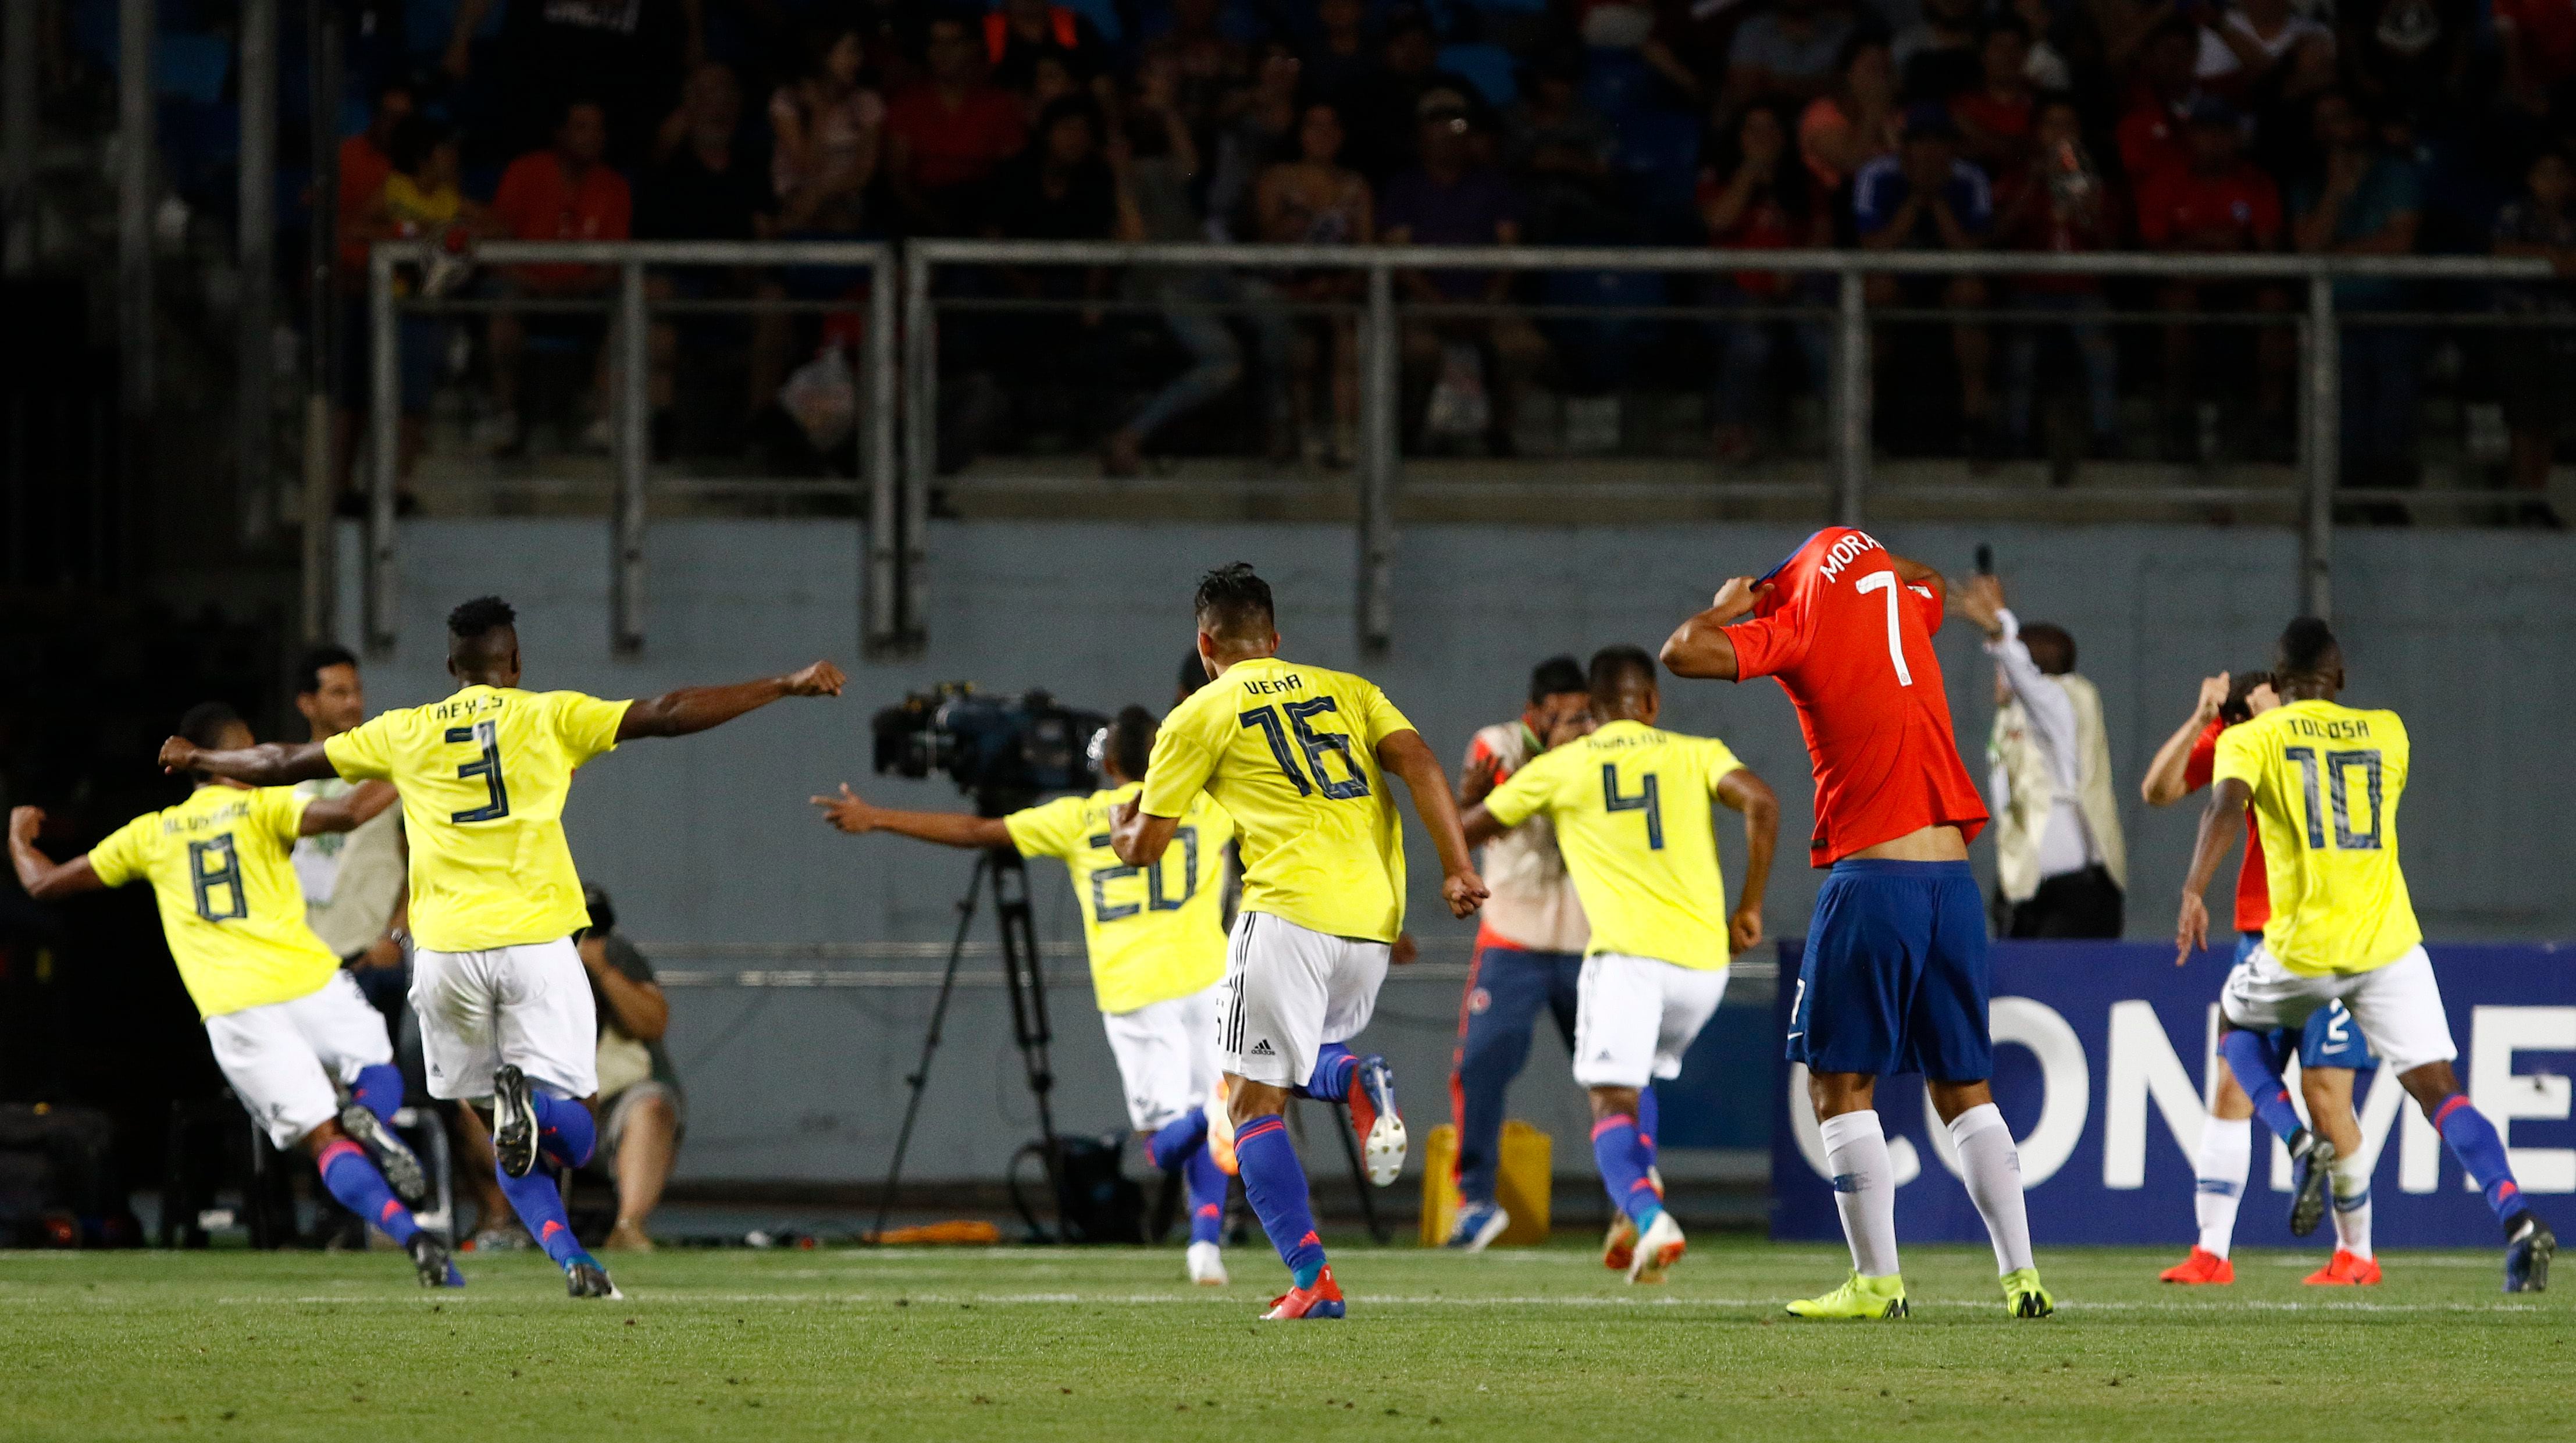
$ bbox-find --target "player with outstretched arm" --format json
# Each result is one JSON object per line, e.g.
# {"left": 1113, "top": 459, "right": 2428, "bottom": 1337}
{"left": 158, "top": 596, "right": 845, "bottom": 1300}
{"left": 813, "top": 705, "right": 1241, "bottom": 1286}
{"left": 1111, "top": 563, "right": 1488, "bottom": 1320}
{"left": 1662, "top": 528, "right": 2053, "bottom": 1320}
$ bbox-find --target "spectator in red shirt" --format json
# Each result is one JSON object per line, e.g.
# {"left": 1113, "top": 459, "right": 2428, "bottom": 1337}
{"left": 885, "top": 15, "right": 1031, "bottom": 236}
{"left": 2496, "top": 0, "right": 2576, "bottom": 116}
{"left": 485, "top": 99, "right": 633, "bottom": 455}
{"left": 1951, "top": 20, "right": 2038, "bottom": 180}
{"left": 2114, "top": 20, "right": 2203, "bottom": 195}
{"left": 1994, "top": 95, "right": 2120, "bottom": 461}
{"left": 2136, "top": 98, "right": 2291, "bottom": 459}
{"left": 329, "top": 80, "right": 418, "bottom": 505}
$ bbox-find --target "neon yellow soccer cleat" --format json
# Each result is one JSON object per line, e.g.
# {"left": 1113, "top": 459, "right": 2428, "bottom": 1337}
{"left": 2001, "top": 1267, "right": 2055, "bottom": 1318}
{"left": 1786, "top": 1270, "right": 1909, "bottom": 1319}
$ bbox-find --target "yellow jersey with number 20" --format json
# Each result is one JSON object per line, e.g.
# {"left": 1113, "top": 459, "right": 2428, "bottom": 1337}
{"left": 2212, "top": 698, "right": 2419, "bottom": 977}
{"left": 323, "top": 686, "right": 632, "bottom": 953}
{"left": 1005, "top": 785, "right": 1235, "bottom": 1014}
{"left": 1483, "top": 719, "right": 1748, "bottom": 972}
{"left": 87, "top": 785, "right": 341, "bottom": 1018}
{"left": 1139, "top": 657, "right": 1416, "bottom": 944}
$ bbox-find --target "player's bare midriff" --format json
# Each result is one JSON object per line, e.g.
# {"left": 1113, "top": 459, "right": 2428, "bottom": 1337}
{"left": 1845, "top": 824, "right": 1969, "bottom": 863}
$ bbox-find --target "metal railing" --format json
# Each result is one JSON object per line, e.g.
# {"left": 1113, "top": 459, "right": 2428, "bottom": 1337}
{"left": 369, "top": 239, "right": 2560, "bottom": 654}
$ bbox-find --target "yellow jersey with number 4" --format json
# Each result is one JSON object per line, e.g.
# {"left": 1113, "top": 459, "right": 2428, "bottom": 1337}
{"left": 1483, "top": 719, "right": 1747, "bottom": 971}
{"left": 1005, "top": 785, "right": 1235, "bottom": 1013}
{"left": 323, "top": 686, "right": 632, "bottom": 953}
{"left": 2212, "top": 698, "right": 2419, "bottom": 976}
{"left": 87, "top": 785, "right": 341, "bottom": 1018}
{"left": 1138, "top": 657, "right": 1416, "bottom": 943}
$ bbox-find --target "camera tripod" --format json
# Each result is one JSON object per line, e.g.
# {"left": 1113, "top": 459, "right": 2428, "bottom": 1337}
{"left": 873, "top": 842, "right": 1061, "bottom": 1241}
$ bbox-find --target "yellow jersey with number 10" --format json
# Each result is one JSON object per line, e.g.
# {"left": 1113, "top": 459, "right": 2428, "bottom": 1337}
{"left": 87, "top": 784, "right": 342, "bottom": 1018}
{"left": 1482, "top": 719, "right": 1748, "bottom": 972}
{"left": 2211, "top": 697, "right": 2420, "bottom": 977}
{"left": 324, "top": 686, "right": 633, "bottom": 953}
{"left": 1004, "top": 785, "right": 1235, "bottom": 1014}
{"left": 1139, "top": 657, "right": 1416, "bottom": 943}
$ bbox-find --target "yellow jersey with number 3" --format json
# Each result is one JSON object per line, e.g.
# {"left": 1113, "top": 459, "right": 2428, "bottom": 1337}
{"left": 1004, "top": 785, "right": 1235, "bottom": 1013}
{"left": 2212, "top": 698, "right": 2420, "bottom": 976}
{"left": 1483, "top": 719, "right": 1747, "bottom": 971}
{"left": 87, "top": 785, "right": 342, "bottom": 1018}
{"left": 323, "top": 685, "right": 632, "bottom": 953}
{"left": 1138, "top": 657, "right": 1415, "bottom": 943}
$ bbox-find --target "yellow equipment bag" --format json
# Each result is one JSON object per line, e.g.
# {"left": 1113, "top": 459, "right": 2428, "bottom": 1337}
{"left": 1419, "top": 1120, "right": 1551, "bottom": 1246}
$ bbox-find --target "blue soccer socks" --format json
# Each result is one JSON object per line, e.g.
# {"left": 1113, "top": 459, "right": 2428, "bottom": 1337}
{"left": 1590, "top": 1114, "right": 1663, "bottom": 1229}
{"left": 529, "top": 1088, "right": 597, "bottom": 1170}
{"left": 2220, "top": 1030, "right": 2307, "bottom": 1145}
{"left": 350, "top": 1063, "right": 405, "bottom": 1125}
{"left": 1184, "top": 1144, "right": 1227, "bottom": 1246}
{"left": 315, "top": 1138, "right": 419, "bottom": 1245}
{"left": 1235, "top": 1114, "right": 1325, "bottom": 1289}
{"left": 1302, "top": 1043, "right": 1358, "bottom": 1104}
{"left": 496, "top": 1160, "right": 585, "bottom": 1267}
{"left": 2435, "top": 1094, "right": 2529, "bottom": 1228}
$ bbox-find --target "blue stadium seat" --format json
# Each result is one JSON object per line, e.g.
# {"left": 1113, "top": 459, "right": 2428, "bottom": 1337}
{"left": 156, "top": 33, "right": 231, "bottom": 104}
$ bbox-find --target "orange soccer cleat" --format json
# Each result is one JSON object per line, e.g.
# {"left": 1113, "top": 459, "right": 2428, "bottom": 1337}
{"left": 2159, "top": 1246, "right": 2235, "bottom": 1285}
{"left": 1260, "top": 1265, "right": 1346, "bottom": 1320}
{"left": 2304, "top": 1250, "right": 2383, "bottom": 1286}
{"left": 1207, "top": 1077, "right": 1238, "bottom": 1177}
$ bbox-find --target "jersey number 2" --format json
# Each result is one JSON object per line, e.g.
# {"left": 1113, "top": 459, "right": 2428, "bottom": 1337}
{"left": 1855, "top": 571, "right": 1915, "bottom": 687}
{"left": 187, "top": 835, "right": 247, "bottom": 923}
{"left": 446, "top": 719, "right": 511, "bottom": 823}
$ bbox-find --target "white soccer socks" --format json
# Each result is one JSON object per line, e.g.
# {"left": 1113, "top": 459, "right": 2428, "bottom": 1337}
{"left": 1947, "top": 1103, "right": 2036, "bottom": 1277}
{"left": 2193, "top": 1116, "right": 2253, "bottom": 1260}
{"left": 2330, "top": 1150, "right": 2374, "bottom": 1260}
{"left": 1818, "top": 1109, "right": 1902, "bottom": 1278}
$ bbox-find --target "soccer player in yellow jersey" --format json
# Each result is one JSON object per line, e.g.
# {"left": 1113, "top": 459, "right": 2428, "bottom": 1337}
{"left": 10, "top": 703, "right": 461, "bottom": 1288}
{"left": 1111, "top": 563, "right": 1488, "bottom": 1320}
{"left": 1465, "top": 646, "right": 1779, "bottom": 1285}
{"left": 157, "top": 596, "right": 846, "bottom": 1299}
{"left": 2178, "top": 617, "right": 2554, "bottom": 1292}
{"left": 813, "top": 706, "right": 1240, "bottom": 1285}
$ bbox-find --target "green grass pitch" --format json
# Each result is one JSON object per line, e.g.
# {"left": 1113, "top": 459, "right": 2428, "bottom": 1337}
{"left": 5, "top": 1238, "right": 2568, "bottom": 1440}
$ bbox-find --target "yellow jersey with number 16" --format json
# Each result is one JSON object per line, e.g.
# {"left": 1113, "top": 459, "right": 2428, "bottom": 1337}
{"left": 323, "top": 686, "right": 633, "bottom": 953}
{"left": 87, "top": 784, "right": 342, "bottom": 1018}
{"left": 2211, "top": 698, "right": 2419, "bottom": 977}
{"left": 1482, "top": 719, "right": 1748, "bottom": 972}
{"left": 1138, "top": 657, "right": 1416, "bottom": 943}
{"left": 1004, "top": 784, "right": 1235, "bottom": 1014}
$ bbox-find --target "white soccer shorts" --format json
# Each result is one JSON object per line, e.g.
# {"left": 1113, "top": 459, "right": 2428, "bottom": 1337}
{"left": 411, "top": 935, "right": 599, "bottom": 1102}
{"left": 1571, "top": 952, "right": 1730, "bottom": 1089}
{"left": 2220, "top": 942, "right": 2457, "bottom": 1075}
{"left": 1220, "top": 911, "right": 1390, "bottom": 1089}
{"left": 1100, "top": 984, "right": 1223, "bottom": 1132}
{"left": 203, "top": 970, "right": 396, "bottom": 1150}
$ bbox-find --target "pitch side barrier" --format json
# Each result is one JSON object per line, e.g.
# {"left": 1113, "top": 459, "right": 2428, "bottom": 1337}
{"left": 362, "top": 240, "right": 2562, "bottom": 657}
{"left": 1751, "top": 939, "right": 2576, "bottom": 1248}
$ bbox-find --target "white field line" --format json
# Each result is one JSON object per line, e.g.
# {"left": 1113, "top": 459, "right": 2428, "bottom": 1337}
{"left": 157, "top": 1291, "right": 2549, "bottom": 1316}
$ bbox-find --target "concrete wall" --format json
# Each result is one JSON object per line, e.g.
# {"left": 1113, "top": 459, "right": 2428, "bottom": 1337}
{"left": 336, "top": 518, "right": 2576, "bottom": 1183}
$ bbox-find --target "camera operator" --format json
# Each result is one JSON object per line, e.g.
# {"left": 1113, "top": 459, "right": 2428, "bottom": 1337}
{"left": 813, "top": 706, "right": 1239, "bottom": 1285}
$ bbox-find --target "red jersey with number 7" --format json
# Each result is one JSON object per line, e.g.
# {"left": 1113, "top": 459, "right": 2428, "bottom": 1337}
{"left": 1722, "top": 527, "right": 1989, "bottom": 867}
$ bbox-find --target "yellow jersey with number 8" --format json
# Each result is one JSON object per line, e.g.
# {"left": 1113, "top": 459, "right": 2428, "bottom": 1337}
{"left": 87, "top": 785, "right": 342, "bottom": 1018}
{"left": 1139, "top": 657, "right": 1416, "bottom": 943}
{"left": 323, "top": 686, "right": 632, "bottom": 953}
{"left": 2212, "top": 698, "right": 2419, "bottom": 976}
{"left": 1004, "top": 784, "right": 1235, "bottom": 1013}
{"left": 1483, "top": 719, "right": 1747, "bottom": 971}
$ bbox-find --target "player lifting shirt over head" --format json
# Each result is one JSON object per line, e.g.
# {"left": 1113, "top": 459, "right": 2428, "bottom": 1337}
{"left": 158, "top": 597, "right": 845, "bottom": 1301}
{"left": 1111, "top": 562, "right": 1488, "bottom": 1320}
{"left": 1662, "top": 527, "right": 2053, "bottom": 1320}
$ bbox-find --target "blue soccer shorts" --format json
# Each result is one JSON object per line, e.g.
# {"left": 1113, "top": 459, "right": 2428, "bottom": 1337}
{"left": 1786, "top": 859, "right": 1991, "bottom": 1082}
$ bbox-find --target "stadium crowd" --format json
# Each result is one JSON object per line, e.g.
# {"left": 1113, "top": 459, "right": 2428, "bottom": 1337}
{"left": 96, "top": 0, "right": 2573, "bottom": 498}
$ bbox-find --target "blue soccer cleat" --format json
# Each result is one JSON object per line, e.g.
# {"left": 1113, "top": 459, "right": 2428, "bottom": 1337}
{"left": 1444, "top": 1200, "right": 1509, "bottom": 1252}
{"left": 2506, "top": 1214, "right": 2555, "bottom": 1294}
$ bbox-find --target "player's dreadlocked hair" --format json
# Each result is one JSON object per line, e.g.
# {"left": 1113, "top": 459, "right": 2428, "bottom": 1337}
{"left": 1529, "top": 655, "right": 1585, "bottom": 705}
{"left": 447, "top": 595, "right": 517, "bottom": 640}
{"left": 1192, "top": 563, "right": 1275, "bottom": 644}
{"left": 1587, "top": 645, "right": 1658, "bottom": 707}
{"left": 177, "top": 701, "right": 245, "bottom": 780}
{"left": 2275, "top": 616, "right": 2341, "bottom": 684}
{"left": 1105, "top": 705, "right": 1158, "bottom": 782}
